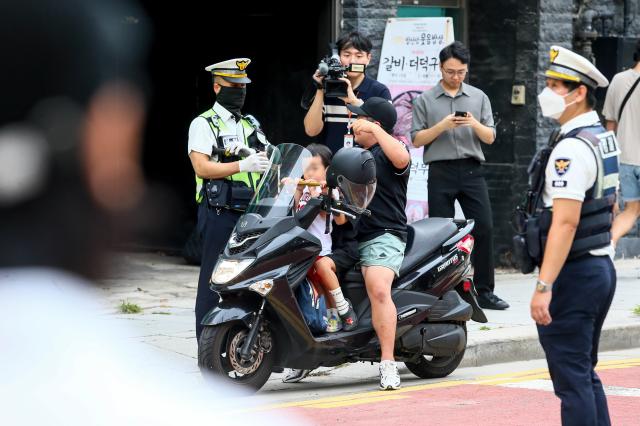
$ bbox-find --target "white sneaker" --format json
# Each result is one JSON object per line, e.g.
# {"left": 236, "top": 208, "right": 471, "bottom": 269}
{"left": 379, "top": 360, "right": 401, "bottom": 390}
{"left": 282, "top": 368, "right": 311, "bottom": 383}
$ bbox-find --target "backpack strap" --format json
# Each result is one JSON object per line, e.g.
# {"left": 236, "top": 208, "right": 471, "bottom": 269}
{"left": 203, "top": 114, "right": 225, "bottom": 154}
{"left": 618, "top": 75, "right": 640, "bottom": 122}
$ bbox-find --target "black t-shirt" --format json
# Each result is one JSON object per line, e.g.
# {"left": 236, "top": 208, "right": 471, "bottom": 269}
{"left": 357, "top": 143, "right": 410, "bottom": 243}
{"left": 308, "top": 76, "right": 391, "bottom": 154}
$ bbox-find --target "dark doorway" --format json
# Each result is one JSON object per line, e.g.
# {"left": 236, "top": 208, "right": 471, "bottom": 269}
{"left": 138, "top": 1, "right": 333, "bottom": 251}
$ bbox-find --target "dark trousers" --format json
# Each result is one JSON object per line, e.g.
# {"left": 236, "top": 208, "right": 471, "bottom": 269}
{"left": 537, "top": 255, "right": 616, "bottom": 426}
{"left": 195, "top": 205, "right": 241, "bottom": 341}
{"left": 427, "top": 158, "right": 495, "bottom": 293}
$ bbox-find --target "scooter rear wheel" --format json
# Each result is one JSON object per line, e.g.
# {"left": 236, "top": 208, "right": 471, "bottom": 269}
{"left": 404, "top": 323, "right": 467, "bottom": 379}
{"left": 198, "top": 323, "right": 274, "bottom": 391}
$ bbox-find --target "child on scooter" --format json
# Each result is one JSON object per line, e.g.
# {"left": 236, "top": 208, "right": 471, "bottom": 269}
{"left": 295, "top": 144, "right": 359, "bottom": 333}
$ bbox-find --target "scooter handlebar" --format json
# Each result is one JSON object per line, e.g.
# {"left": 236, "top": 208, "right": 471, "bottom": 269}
{"left": 329, "top": 197, "right": 371, "bottom": 218}
{"left": 330, "top": 207, "right": 357, "bottom": 220}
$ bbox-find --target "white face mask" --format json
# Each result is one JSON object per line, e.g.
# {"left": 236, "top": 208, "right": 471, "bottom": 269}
{"left": 537, "top": 87, "right": 576, "bottom": 119}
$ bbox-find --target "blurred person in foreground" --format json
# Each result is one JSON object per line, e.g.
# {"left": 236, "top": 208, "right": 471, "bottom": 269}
{"left": 0, "top": 1, "right": 293, "bottom": 424}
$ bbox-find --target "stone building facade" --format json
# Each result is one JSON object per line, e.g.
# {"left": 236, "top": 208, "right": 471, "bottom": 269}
{"left": 342, "top": 0, "right": 640, "bottom": 263}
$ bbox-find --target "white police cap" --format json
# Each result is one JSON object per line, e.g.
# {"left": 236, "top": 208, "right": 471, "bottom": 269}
{"left": 544, "top": 46, "right": 608, "bottom": 88}
{"left": 205, "top": 58, "right": 251, "bottom": 84}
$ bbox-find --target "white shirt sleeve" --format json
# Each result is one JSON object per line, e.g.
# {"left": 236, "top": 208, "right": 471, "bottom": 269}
{"left": 187, "top": 117, "right": 217, "bottom": 156}
{"left": 543, "top": 138, "right": 597, "bottom": 203}
{"left": 602, "top": 75, "right": 618, "bottom": 122}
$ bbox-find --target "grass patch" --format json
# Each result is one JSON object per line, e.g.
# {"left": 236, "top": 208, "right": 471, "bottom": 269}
{"left": 119, "top": 300, "right": 142, "bottom": 314}
{"left": 633, "top": 305, "right": 640, "bottom": 316}
{"left": 152, "top": 311, "right": 171, "bottom": 315}
{"left": 479, "top": 326, "right": 491, "bottom": 331}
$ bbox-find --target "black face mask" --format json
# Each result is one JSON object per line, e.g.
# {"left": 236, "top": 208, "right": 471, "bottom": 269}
{"left": 216, "top": 86, "right": 246, "bottom": 116}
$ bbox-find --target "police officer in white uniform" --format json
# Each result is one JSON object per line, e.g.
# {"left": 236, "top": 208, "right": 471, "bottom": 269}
{"left": 188, "top": 58, "right": 270, "bottom": 342}
{"left": 529, "top": 46, "right": 619, "bottom": 426}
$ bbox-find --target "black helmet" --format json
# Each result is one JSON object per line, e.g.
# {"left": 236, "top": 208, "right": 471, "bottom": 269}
{"left": 326, "top": 147, "right": 377, "bottom": 210}
{"left": 326, "top": 147, "right": 376, "bottom": 187}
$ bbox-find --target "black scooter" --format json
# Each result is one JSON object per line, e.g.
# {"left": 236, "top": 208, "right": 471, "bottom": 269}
{"left": 198, "top": 144, "right": 487, "bottom": 391}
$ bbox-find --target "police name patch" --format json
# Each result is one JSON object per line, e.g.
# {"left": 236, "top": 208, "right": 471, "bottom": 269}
{"left": 552, "top": 180, "right": 567, "bottom": 188}
{"left": 221, "top": 135, "right": 239, "bottom": 147}
{"left": 596, "top": 131, "right": 621, "bottom": 159}
{"left": 554, "top": 158, "right": 571, "bottom": 176}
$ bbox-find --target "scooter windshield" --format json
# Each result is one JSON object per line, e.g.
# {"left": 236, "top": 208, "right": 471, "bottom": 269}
{"left": 245, "top": 143, "right": 312, "bottom": 219}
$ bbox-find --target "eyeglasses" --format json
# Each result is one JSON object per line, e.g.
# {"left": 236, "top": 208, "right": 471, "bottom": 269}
{"left": 442, "top": 68, "right": 468, "bottom": 77}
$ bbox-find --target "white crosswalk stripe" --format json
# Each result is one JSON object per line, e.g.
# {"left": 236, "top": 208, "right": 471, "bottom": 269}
{"left": 500, "top": 379, "right": 640, "bottom": 397}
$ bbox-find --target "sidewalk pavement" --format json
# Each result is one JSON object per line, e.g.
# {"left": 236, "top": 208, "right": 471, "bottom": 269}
{"left": 99, "top": 252, "right": 640, "bottom": 383}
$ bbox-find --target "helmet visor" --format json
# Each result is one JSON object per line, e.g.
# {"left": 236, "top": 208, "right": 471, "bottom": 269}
{"left": 336, "top": 175, "right": 376, "bottom": 211}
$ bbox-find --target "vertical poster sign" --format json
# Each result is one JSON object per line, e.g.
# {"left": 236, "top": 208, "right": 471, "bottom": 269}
{"left": 377, "top": 18, "right": 455, "bottom": 222}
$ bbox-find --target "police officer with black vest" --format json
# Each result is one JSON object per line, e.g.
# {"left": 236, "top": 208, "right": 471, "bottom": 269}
{"left": 520, "top": 46, "right": 619, "bottom": 425}
{"left": 188, "top": 58, "right": 270, "bottom": 341}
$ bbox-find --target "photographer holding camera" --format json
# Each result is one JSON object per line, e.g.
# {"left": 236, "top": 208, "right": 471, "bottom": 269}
{"left": 303, "top": 31, "right": 391, "bottom": 154}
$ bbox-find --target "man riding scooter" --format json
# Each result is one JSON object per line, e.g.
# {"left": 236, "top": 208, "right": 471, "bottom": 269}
{"left": 346, "top": 97, "right": 411, "bottom": 389}
{"left": 288, "top": 98, "right": 411, "bottom": 388}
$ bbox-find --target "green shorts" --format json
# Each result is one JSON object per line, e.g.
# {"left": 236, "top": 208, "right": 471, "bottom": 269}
{"left": 358, "top": 233, "right": 406, "bottom": 277}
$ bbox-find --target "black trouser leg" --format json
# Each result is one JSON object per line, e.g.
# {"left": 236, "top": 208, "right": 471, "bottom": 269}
{"left": 427, "top": 161, "right": 458, "bottom": 219}
{"left": 195, "top": 207, "right": 241, "bottom": 342}
{"left": 457, "top": 166, "right": 495, "bottom": 294}
{"left": 428, "top": 160, "right": 495, "bottom": 294}
{"left": 537, "top": 256, "right": 616, "bottom": 426}
{"left": 590, "top": 257, "right": 616, "bottom": 426}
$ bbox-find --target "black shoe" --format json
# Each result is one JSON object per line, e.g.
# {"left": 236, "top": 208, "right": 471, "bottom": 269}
{"left": 477, "top": 292, "right": 509, "bottom": 310}
{"left": 339, "top": 299, "right": 359, "bottom": 331}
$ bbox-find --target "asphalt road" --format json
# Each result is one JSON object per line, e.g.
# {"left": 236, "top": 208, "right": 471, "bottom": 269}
{"left": 253, "top": 348, "right": 640, "bottom": 426}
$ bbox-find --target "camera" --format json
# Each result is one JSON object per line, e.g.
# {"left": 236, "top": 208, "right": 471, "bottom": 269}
{"left": 317, "top": 48, "right": 365, "bottom": 98}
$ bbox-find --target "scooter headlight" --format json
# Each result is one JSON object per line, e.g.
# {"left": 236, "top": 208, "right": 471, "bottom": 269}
{"left": 212, "top": 258, "right": 254, "bottom": 284}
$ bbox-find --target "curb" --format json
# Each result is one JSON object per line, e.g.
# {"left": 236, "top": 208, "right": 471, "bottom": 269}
{"left": 460, "top": 323, "right": 640, "bottom": 368}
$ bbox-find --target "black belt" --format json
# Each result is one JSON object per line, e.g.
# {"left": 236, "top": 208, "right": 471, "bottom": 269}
{"left": 206, "top": 204, "right": 244, "bottom": 214}
{"left": 429, "top": 157, "right": 482, "bottom": 166}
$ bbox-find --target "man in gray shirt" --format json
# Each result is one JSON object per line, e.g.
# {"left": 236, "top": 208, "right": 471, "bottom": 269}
{"left": 411, "top": 41, "right": 508, "bottom": 310}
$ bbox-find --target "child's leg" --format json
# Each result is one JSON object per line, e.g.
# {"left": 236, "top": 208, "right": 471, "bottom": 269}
{"left": 315, "top": 257, "right": 350, "bottom": 316}
{"left": 311, "top": 259, "right": 335, "bottom": 309}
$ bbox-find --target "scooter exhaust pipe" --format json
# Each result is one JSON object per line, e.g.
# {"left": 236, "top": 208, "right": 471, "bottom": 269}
{"left": 401, "top": 323, "right": 466, "bottom": 357}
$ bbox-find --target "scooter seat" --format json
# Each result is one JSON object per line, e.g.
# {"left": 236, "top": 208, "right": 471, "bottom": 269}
{"left": 342, "top": 218, "right": 459, "bottom": 284}
{"left": 399, "top": 218, "right": 459, "bottom": 276}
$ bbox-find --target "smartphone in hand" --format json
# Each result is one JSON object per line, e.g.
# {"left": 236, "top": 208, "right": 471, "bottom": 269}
{"left": 454, "top": 111, "right": 468, "bottom": 117}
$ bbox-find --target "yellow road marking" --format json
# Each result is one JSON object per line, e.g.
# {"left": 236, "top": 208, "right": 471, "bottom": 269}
{"left": 257, "top": 358, "right": 640, "bottom": 411}
{"left": 308, "top": 394, "right": 408, "bottom": 409}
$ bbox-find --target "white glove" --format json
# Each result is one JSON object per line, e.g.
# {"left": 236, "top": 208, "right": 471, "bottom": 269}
{"left": 226, "top": 141, "right": 256, "bottom": 157}
{"left": 239, "top": 152, "right": 270, "bottom": 173}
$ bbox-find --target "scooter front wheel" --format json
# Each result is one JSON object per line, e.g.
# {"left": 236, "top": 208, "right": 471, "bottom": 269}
{"left": 198, "top": 323, "right": 274, "bottom": 391}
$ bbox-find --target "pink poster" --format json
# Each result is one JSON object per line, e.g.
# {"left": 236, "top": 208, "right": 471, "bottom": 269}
{"left": 377, "top": 18, "right": 455, "bottom": 223}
